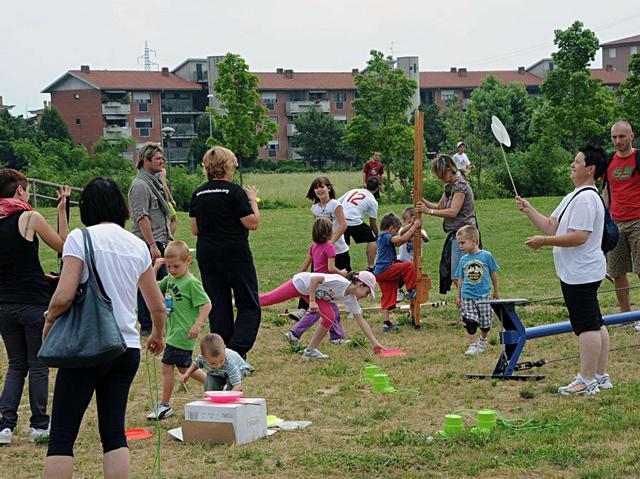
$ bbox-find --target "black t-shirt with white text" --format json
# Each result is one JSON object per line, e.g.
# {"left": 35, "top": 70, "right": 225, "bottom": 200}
{"left": 189, "top": 180, "right": 254, "bottom": 261}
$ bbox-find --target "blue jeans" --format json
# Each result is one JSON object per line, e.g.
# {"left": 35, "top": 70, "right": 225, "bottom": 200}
{"left": 450, "top": 235, "right": 464, "bottom": 280}
{"left": 0, "top": 303, "right": 49, "bottom": 431}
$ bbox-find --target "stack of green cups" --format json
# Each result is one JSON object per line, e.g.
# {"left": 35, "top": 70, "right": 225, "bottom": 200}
{"left": 371, "top": 373, "right": 394, "bottom": 393}
{"left": 363, "top": 365, "right": 381, "bottom": 383}
{"left": 442, "top": 414, "right": 464, "bottom": 436}
{"left": 475, "top": 409, "right": 497, "bottom": 432}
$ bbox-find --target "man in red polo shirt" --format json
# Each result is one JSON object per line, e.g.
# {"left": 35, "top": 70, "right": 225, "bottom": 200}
{"left": 605, "top": 120, "right": 640, "bottom": 328}
{"left": 362, "top": 151, "right": 384, "bottom": 200}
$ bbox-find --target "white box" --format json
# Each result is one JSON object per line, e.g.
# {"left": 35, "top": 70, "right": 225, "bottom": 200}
{"left": 182, "top": 398, "right": 267, "bottom": 445}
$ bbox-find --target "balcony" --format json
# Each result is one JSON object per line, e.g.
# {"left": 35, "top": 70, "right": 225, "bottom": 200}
{"left": 103, "top": 126, "right": 132, "bottom": 139}
{"left": 286, "top": 100, "right": 330, "bottom": 115}
{"left": 168, "top": 125, "right": 196, "bottom": 138}
{"left": 286, "top": 123, "right": 298, "bottom": 136}
{"left": 101, "top": 102, "right": 131, "bottom": 115}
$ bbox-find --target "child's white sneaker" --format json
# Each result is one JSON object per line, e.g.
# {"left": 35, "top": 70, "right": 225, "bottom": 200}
{"left": 595, "top": 373, "right": 613, "bottom": 389}
{"left": 329, "top": 338, "right": 351, "bottom": 345}
{"left": 302, "top": 348, "right": 329, "bottom": 360}
{"left": 464, "top": 343, "right": 478, "bottom": 356}
{"left": 396, "top": 289, "right": 405, "bottom": 302}
{"left": 284, "top": 330, "right": 300, "bottom": 345}
{"left": 0, "top": 428, "right": 12, "bottom": 445}
{"left": 147, "top": 403, "right": 173, "bottom": 420}
{"left": 29, "top": 427, "right": 50, "bottom": 442}
{"left": 635, "top": 321, "right": 640, "bottom": 332}
{"left": 288, "top": 308, "right": 306, "bottom": 322}
{"left": 475, "top": 337, "right": 488, "bottom": 353}
{"left": 558, "top": 374, "right": 599, "bottom": 396}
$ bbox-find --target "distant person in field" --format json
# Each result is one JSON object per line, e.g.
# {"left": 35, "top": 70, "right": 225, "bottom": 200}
{"left": 362, "top": 151, "right": 384, "bottom": 200}
{"left": 288, "top": 176, "right": 349, "bottom": 322}
{"left": 516, "top": 146, "right": 612, "bottom": 396}
{"left": 189, "top": 147, "right": 261, "bottom": 359}
{"left": 603, "top": 120, "right": 640, "bottom": 330}
{"left": 452, "top": 141, "right": 472, "bottom": 179}
{"left": 416, "top": 155, "right": 478, "bottom": 295}
{"left": 338, "top": 177, "right": 380, "bottom": 272}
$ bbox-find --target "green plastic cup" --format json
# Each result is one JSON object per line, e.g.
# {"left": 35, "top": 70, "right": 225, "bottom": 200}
{"left": 372, "top": 373, "right": 390, "bottom": 393}
{"left": 476, "top": 409, "right": 497, "bottom": 431}
{"left": 443, "top": 414, "right": 464, "bottom": 436}
{"left": 364, "top": 365, "right": 381, "bottom": 382}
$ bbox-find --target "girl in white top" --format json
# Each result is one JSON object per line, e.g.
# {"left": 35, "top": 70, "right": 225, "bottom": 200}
{"left": 306, "top": 176, "right": 350, "bottom": 271}
{"left": 516, "top": 146, "right": 611, "bottom": 396}
{"left": 260, "top": 271, "right": 384, "bottom": 359}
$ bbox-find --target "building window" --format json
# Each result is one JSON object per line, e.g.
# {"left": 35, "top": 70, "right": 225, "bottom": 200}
{"left": 268, "top": 149, "right": 277, "bottom": 157}
{"left": 266, "top": 140, "right": 279, "bottom": 157}
{"left": 140, "top": 128, "right": 150, "bottom": 137}
{"left": 196, "top": 63, "right": 204, "bottom": 82}
{"left": 138, "top": 102, "right": 148, "bottom": 112}
{"left": 334, "top": 115, "right": 347, "bottom": 125}
{"left": 463, "top": 89, "right": 472, "bottom": 99}
{"left": 631, "top": 46, "right": 638, "bottom": 56}
{"left": 269, "top": 116, "right": 279, "bottom": 124}
{"left": 135, "top": 118, "right": 153, "bottom": 129}
{"left": 609, "top": 48, "right": 617, "bottom": 59}
{"left": 261, "top": 92, "right": 277, "bottom": 111}
{"left": 332, "top": 91, "right": 347, "bottom": 102}
{"left": 74, "top": 93, "right": 80, "bottom": 100}
{"left": 75, "top": 118, "right": 81, "bottom": 126}
{"left": 288, "top": 91, "right": 306, "bottom": 102}
{"left": 441, "top": 90, "right": 455, "bottom": 102}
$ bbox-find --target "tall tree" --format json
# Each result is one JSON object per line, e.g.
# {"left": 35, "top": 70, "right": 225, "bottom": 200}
{"left": 619, "top": 53, "right": 640, "bottom": 133}
{"left": 540, "top": 21, "right": 615, "bottom": 152}
{"left": 419, "top": 102, "right": 446, "bottom": 154}
{"left": 0, "top": 109, "right": 43, "bottom": 169}
{"left": 39, "top": 106, "right": 72, "bottom": 144}
{"left": 189, "top": 112, "right": 223, "bottom": 169}
{"left": 343, "top": 50, "right": 417, "bottom": 202}
{"left": 211, "top": 53, "right": 277, "bottom": 182}
{"left": 292, "top": 106, "right": 346, "bottom": 168}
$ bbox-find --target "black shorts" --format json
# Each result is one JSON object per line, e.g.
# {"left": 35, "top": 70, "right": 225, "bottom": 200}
{"left": 344, "top": 223, "right": 377, "bottom": 244}
{"left": 161, "top": 344, "right": 193, "bottom": 368}
{"left": 560, "top": 280, "right": 604, "bottom": 336}
{"left": 335, "top": 251, "right": 351, "bottom": 272}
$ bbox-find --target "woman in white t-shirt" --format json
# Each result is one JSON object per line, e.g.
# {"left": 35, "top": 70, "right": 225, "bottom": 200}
{"left": 516, "top": 146, "right": 611, "bottom": 396}
{"left": 42, "top": 177, "right": 166, "bottom": 478}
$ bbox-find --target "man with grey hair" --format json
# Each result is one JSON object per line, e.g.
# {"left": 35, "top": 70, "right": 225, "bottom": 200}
{"left": 604, "top": 120, "right": 640, "bottom": 329}
{"left": 128, "top": 142, "right": 172, "bottom": 334}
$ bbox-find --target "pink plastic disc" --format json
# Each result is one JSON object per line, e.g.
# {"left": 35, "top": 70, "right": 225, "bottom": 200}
{"left": 204, "top": 390, "right": 244, "bottom": 402}
{"left": 377, "top": 349, "right": 406, "bottom": 357}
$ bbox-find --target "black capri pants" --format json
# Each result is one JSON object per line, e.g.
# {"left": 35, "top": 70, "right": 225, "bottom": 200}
{"left": 560, "top": 280, "right": 604, "bottom": 336}
{"left": 47, "top": 348, "right": 140, "bottom": 457}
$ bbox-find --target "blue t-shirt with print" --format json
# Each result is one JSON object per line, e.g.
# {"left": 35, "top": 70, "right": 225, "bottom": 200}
{"left": 454, "top": 250, "right": 499, "bottom": 299}
{"left": 374, "top": 232, "right": 397, "bottom": 275}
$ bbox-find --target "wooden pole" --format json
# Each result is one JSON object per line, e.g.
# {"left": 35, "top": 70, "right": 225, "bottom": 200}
{"left": 412, "top": 111, "right": 425, "bottom": 327}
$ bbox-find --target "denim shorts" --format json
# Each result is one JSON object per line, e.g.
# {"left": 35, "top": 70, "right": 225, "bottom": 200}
{"left": 161, "top": 344, "right": 193, "bottom": 368}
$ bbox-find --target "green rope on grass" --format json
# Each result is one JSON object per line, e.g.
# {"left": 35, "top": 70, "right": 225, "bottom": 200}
{"left": 145, "top": 349, "right": 162, "bottom": 478}
{"left": 451, "top": 408, "right": 555, "bottom": 431}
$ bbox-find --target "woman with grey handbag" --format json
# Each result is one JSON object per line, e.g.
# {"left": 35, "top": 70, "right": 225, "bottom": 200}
{"left": 42, "top": 177, "right": 166, "bottom": 479}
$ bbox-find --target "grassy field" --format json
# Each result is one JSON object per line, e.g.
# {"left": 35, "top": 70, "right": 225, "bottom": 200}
{"left": 2, "top": 193, "right": 640, "bottom": 478}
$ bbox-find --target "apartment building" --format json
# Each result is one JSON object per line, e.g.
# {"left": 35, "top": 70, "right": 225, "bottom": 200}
{"left": 42, "top": 66, "right": 206, "bottom": 163}
{"left": 601, "top": 34, "right": 640, "bottom": 73}
{"left": 0, "top": 96, "right": 15, "bottom": 111}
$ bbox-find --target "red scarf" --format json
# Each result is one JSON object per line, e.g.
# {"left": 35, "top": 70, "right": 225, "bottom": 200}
{"left": 0, "top": 198, "right": 32, "bottom": 218}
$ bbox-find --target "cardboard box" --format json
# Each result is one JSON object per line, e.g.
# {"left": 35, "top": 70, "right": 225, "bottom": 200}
{"left": 182, "top": 398, "right": 267, "bottom": 445}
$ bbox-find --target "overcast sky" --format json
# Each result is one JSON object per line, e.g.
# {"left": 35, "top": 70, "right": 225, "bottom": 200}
{"left": 2, "top": 0, "right": 639, "bottom": 114}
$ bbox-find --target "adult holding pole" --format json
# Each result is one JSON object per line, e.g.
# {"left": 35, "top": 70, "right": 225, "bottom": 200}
{"left": 0, "top": 169, "right": 69, "bottom": 445}
{"left": 516, "top": 146, "right": 612, "bottom": 395}
{"left": 603, "top": 120, "right": 640, "bottom": 328}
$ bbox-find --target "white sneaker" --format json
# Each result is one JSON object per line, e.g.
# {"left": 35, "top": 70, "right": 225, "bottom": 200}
{"left": 284, "top": 330, "right": 300, "bottom": 345}
{"left": 146, "top": 403, "right": 173, "bottom": 420}
{"left": 329, "top": 338, "right": 351, "bottom": 345}
{"left": 558, "top": 374, "right": 600, "bottom": 396}
{"left": 396, "top": 289, "right": 405, "bottom": 302}
{"left": 0, "top": 428, "right": 12, "bottom": 445}
{"left": 464, "top": 343, "right": 478, "bottom": 356}
{"left": 476, "top": 338, "right": 488, "bottom": 353}
{"left": 302, "top": 348, "right": 329, "bottom": 360}
{"left": 29, "top": 427, "right": 50, "bottom": 442}
{"left": 635, "top": 321, "right": 640, "bottom": 332}
{"left": 595, "top": 373, "right": 613, "bottom": 389}
{"left": 288, "top": 308, "right": 306, "bottom": 322}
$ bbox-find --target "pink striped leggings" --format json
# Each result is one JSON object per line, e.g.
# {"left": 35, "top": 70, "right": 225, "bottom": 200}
{"left": 259, "top": 279, "right": 339, "bottom": 328}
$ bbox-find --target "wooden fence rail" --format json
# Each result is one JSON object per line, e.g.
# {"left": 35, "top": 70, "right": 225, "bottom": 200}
{"left": 27, "top": 177, "right": 83, "bottom": 208}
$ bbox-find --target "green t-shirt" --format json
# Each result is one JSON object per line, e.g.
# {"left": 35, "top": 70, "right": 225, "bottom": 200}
{"left": 158, "top": 273, "right": 210, "bottom": 351}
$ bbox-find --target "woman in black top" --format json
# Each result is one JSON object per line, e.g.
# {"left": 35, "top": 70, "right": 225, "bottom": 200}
{"left": 0, "top": 169, "right": 69, "bottom": 445}
{"left": 189, "top": 147, "right": 260, "bottom": 358}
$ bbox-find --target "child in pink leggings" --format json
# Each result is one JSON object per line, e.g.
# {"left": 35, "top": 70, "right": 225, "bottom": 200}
{"left": 260, "top": 271, "right": 384, "bottom": 359}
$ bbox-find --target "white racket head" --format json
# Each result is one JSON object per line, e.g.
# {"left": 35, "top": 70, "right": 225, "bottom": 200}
{"left": 491, "top": 115, "right": 511, "bottom": 147}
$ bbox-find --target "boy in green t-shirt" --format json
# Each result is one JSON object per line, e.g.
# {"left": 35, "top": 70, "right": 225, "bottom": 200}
{"left": 147, "top": 240, "right": 211, "bottom": 420}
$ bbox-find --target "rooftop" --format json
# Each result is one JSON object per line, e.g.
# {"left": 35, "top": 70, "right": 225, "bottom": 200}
{"left": 600, "top": 34, "right": 640, "bottom": 47}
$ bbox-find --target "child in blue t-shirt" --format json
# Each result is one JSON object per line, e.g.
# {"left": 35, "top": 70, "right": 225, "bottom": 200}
{"left": 453, "top": 225, "right": 500, "bottom": 356}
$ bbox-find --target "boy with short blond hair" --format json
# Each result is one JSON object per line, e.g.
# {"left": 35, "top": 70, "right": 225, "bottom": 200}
{"left": 180, "top": 333, "right": 254, "bottom": 391}
{"left": 453, "top": 225, "right": 500, "bottom": 356}
{"left": 146, "top": 240, "right": 212, "bottom": 420}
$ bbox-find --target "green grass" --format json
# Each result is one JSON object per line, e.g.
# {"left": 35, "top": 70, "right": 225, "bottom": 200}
{"left": 2, "top": 184, "right": 640, "bottom": 478}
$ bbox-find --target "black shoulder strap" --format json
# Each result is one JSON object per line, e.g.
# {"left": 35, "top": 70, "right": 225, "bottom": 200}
{"left": 557, "top": 187, "right": 599, "bottom": 224}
